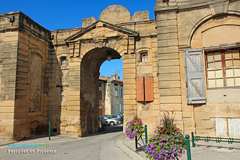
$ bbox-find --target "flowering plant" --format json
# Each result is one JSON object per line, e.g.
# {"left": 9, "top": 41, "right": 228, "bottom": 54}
{"left": 146, "top": 112, "right": 186, "bottom": 160}
{"left": 125, "top": 117, "right": 144, "bottom": 139}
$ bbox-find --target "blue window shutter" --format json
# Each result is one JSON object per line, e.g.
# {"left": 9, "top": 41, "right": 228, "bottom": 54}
{"left": 184, "top": 48, "right": 206, "bottom": 104}
{"left": 116, "top": 105, "right": 119, "bottom": 115}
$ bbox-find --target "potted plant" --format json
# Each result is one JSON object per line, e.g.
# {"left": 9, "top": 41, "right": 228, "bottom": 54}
{"left": 125, "top": 117, "right": 144, "bottom": 139}
{"left": 146, "top": 112, "right": 186, "bottom": 160}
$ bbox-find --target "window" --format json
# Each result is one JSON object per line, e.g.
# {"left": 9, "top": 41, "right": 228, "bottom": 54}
{"left": 61, "top": 56, "right": 67, "bottom": 66}
{"left": 115, "top": 105, "right": 119, "bottom": 115}
{"left": 136, "top": 77, "right": 153, "bottom": 102}
{"left": 99, "top": 82, "right": 102, "bottom": 87}
{"left": 115, "top": 88, "right": 118, "bottom": 97}
{"left": 121, "top": 104, "right": 124, "bottom": 115}
{"left": 99, "top": 91, "right": 102, "bottom": 100}
{"left": 120, "top": 88, "right": 123, "bottom": 98}
{"left": 141, "top": 52, "right": 148, "bottom": 62}
{"left": 206, "top": 49, "right": 240, "bottom": 88}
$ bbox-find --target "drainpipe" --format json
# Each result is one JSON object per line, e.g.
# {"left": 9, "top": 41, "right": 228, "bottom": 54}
{"left": 157, "top": 62, "right": 161, "bottom": 123}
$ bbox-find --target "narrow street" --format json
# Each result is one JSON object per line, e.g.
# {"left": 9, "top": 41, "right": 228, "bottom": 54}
{"left": 0, "top": 124, "right": 132, "bottom": 160}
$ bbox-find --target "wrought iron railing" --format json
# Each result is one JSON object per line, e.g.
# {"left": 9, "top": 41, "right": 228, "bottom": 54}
{"left": 135, "top": 125, "right": 148, "bottom": 157}
{"left": 191, "top": 132, "right": 240, "bottom": 148}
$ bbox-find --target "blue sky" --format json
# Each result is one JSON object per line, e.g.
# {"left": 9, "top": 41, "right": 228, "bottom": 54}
{"left": 1, "top": 0, "right": 156, "bottom": 80}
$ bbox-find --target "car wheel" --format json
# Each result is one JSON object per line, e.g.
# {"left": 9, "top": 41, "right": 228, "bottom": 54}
{"left": 110, "top": 121, "right": 114, "bottom": 126}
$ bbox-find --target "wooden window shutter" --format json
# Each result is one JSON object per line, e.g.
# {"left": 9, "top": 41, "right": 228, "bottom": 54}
{"left": 136, "top": 77, "right": 144, "bottom": 101}
{"left": 184, "top": 48, "right": 206, "bottom": 104}
{"left": 136, "top": 77, "right": 154, "bottom": 102}
{"left": 144, "top": 77, "right": 154, "bottom": 101}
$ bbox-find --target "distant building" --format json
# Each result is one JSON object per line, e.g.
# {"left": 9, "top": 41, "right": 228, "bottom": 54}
{"left": 99, "top": 74, "right": 123, "bottom": 116}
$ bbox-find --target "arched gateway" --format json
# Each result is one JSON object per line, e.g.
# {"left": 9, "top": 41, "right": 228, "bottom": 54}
{"left": 63, "top": 20, "right": 139, "bottom": 136}
{"left": 51, "top": 5, "right": 158, "bottom": 137}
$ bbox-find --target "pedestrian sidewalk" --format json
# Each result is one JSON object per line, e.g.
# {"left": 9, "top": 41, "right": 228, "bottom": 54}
{"left": 1, "top": 134, "right": 240, "bottom": 160}
{"left": 120, "top": 137, "right": 240, "bottom": 160}
{"left": 0, "top": 135, "right": 82, "bottom": 149}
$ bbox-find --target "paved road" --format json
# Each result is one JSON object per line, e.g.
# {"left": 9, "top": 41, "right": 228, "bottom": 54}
{"left": 0, "top": 124, "right": 132, "bottom": 160}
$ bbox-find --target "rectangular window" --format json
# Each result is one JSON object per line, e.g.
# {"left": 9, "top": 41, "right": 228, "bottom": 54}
{"left": 120, "top": 88, "right": 123, "bottom": 97}
{"left": 121, "top": 104, "right": 124, "bottom": 115}
{"left": 136, "top": 77, "right": 153, "bottom": 102}
{"left": 115, "top": 105, "right": 119, "bottom": 115}
{"left": 99, "top": 91, "right": 102, "bottom": 100}
{"left": 61, "top": 56, "right": 67, "bottom": 66}
{"left": 141, "top": 53, "right": 148, "bottom": 62}
{"left": 115, "top": 88, "right": 118, "bottom": 97}
{"left": 206, "top": 49, "right": 240, "bottom": 88}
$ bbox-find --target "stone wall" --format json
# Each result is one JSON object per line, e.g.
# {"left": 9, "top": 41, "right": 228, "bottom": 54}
{"left": 0, "top": 11, "right": 51, "bottom": 140}
{"left": 156, "top": 0, "right": 240, "bottom": 136}
{"left": 15, "top": 12, "right": 51, "bottom": 139}
{"left": 0, "top": 12, "right": 19, "bottom": 140}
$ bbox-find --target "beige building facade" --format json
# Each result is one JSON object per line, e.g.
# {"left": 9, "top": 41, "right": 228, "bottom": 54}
{"left": 99, "top": 75, "right": 123, "bottom": 116}
{"left": 0, "top": 0, "right": 240, "bottom": 140}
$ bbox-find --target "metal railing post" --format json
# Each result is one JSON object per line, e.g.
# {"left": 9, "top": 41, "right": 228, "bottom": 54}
{"left": 49, "top": 122, "right": 51, "bottom": 141}
{"left": 145, "top": 125, "right": 147, "bottom": 145}
{"left": 135, "top": 136, "right": 137, "bottom": 149}
{"left": 186, "top": 135, "right": 192, "bottom": 160}
{"left": 192, "top": 132, "right": 195, "bottom": 147}
{"left": 145, "top": 125, "right": 148, "bottom": 158}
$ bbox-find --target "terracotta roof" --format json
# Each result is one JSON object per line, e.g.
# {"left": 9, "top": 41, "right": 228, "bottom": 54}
{"left": 99, "top": 75, "right": 123, "bottom": 83}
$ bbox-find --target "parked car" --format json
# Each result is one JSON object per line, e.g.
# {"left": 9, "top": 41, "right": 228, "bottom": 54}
{"left": 106, "top": 114, "right": 123, "bottom": 124}
{"left": 101, "top": 116, "right": 118, "bottom": 126}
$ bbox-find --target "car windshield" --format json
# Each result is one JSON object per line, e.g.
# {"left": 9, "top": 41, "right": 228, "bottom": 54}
{"left": 107, "top": 115, "right": 118, "bottom": 119}
{"left": 112, "top": 115, "right": 117, "bottom": 118}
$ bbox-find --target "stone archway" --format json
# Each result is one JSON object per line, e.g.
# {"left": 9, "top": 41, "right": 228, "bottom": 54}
{"left": 80, "top": 47, "right": 121, "bottom": 135}
{"left": 60, "top": 20, "right": 139, "bottom": 137}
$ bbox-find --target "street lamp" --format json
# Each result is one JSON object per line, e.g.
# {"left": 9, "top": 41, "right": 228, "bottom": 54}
{"left": 107, "top": 52, "right": 112, "bottom": 62}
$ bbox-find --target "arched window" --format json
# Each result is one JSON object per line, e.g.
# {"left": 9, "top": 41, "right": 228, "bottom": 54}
{"left": 141, "top": 52, "right": 148, "bottom": 62}
{"left": 61, "top": 56, "right": 67, "bottom": 66}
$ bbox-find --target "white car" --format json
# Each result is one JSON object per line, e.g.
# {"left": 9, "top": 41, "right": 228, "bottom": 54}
{"left": 102, "top": 116, "right": 118, "bottom": 126}
{"left": 106, "top": 114, "right": 123, "bottom": 124}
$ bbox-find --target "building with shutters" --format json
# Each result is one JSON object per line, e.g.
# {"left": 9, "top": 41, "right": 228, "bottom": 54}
{"left": 99, "top": 75, "right": 123, "bottom": 116}
{"left": 0, "top": 0, "right": 240, "bottom": 140}
{"left": 155, "top": 0, "right": 240, "bottom": 137}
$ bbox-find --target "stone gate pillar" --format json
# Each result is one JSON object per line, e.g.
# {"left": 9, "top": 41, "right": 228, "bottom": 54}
{"left": 60, "top": 57, "right": 81, "bottom": 137}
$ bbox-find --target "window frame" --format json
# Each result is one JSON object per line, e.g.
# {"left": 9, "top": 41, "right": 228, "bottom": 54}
{"left": 141, "top": 52, "right": 148, "bottom": 62}
{"left": 60, "top": 56, "right": 67, "bottom": 66}
{"left": 99, "top": 90, "right": 102, "bottom": 100}
{"left": 205, "top": 48, "right": 240, "bottom": 89}
{"left": 120, "top": 88, "right": 123, "bottom": 98}
{"left": 115, "top": 88, "right": 118, "bottom": 97}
